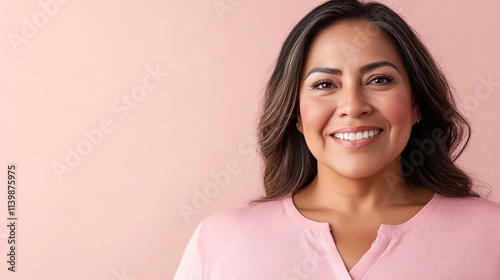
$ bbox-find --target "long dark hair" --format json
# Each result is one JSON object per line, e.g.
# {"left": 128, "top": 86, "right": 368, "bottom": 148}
{"left": 257, "top": 0, "right": 480, "bottom": 201}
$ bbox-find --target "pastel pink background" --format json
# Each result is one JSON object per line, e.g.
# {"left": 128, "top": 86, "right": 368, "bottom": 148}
{"left": 0, "top": 0, "right": 498, "bottom": 279}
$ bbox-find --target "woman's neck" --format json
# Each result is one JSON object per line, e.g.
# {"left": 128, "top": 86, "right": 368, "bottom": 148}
{"left": 295, "top": 161, "right": 432, "bottom": 215}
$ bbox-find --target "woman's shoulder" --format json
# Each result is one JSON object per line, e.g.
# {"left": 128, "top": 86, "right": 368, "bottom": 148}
{"left": 197, "top": 196, "right": 291, "bottom": 235}
{"left": 438, "top": 194, "right": 500, "bottom": 210}
{"left": 434, "top": 194, "right": 500, "bottom": 225}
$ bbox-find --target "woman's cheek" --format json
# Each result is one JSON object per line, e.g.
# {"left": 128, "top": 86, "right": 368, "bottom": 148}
{"left": 299, "top": 98, "right": 335, "bottom": 134}
{"left": 376, "top": 91, "right": 413, "bottom": 124}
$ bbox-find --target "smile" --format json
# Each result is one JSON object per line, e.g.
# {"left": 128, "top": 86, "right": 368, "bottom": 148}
{"left": 332, "top": 129, "right": 381, "bottom": 141}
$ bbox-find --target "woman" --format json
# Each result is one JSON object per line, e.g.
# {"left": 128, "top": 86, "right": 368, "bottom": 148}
{"left": 174, "top": 0, "right": 500, "bottom": 279}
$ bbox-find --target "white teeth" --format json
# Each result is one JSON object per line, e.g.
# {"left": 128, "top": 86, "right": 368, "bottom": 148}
{"left": 333, "top": 129, "right": 381, "bottom": 141}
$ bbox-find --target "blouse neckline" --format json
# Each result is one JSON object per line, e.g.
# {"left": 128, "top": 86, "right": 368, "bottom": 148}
{"left": 282, "top": 191, "right": 443, "bottom": 234}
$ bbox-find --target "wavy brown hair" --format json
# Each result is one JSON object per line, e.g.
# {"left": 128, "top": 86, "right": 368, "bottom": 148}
{"left": 257, "top": 0, "right": 480, "bottom": 201}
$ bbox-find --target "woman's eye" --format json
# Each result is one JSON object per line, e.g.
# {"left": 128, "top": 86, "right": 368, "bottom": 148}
{"left": 369, "top": 76, "right": 393, "bottom": 85}
{"left": 311, "top": 81, "right": 334, "bottom": 89}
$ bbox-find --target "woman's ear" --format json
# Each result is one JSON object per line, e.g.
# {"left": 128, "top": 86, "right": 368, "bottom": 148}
{"left": 412, "top": 96, "right": 421, "bottom": 125}
{"left": 296, "top": 115, "right": 303, "bottom": 133}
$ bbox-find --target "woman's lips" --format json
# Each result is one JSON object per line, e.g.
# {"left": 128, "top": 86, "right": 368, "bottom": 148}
{"left": 330, "top": 126, "right": 383, "bottom": 148}
{"left": 332, "top": 129, "right": 381, "bottom": 141}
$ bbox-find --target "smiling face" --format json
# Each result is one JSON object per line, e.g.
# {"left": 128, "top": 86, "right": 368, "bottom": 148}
{"left": 298, "top": 20, "right": 419, "bottom": 180}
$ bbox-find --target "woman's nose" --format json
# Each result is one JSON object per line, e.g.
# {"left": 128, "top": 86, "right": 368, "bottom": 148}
{"left": 335, "top": 85, "right": 372, "bottom": 118}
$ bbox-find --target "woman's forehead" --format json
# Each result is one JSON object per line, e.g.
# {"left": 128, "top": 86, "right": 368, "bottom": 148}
{"left": 303, "top": 20, "right": 403, "bottom": 73}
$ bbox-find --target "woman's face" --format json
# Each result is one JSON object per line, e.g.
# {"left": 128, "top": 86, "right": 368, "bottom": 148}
{"left": 298, "top": 20, "right": 418, "bottom": 180}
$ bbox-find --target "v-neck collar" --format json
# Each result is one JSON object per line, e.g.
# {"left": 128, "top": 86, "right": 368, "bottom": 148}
{"left": 283, "top": 192, "right": 443, "bottom": 279}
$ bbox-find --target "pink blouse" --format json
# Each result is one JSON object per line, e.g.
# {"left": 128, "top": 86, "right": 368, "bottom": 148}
{"left": 174, "top": 193, "right": 500, "bottom": 279}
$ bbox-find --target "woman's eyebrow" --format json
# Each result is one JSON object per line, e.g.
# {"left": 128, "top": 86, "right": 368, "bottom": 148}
{"left": 303, "top": 67, "right": 341, "bottom": 81}
{"left": 303, "top": 60, "right": 400, "bottom": 81}
{"left": 360, "top": 61, "right": 399, "bottom": 74}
